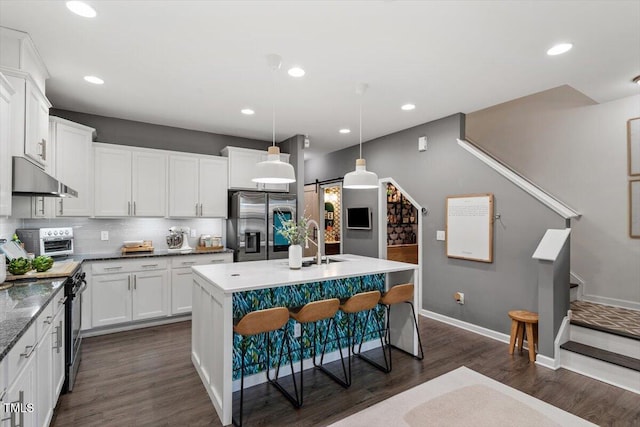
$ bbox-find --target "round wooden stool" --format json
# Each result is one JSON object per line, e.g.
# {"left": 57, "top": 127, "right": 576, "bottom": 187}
{"left": 508, "top": 310, "right": 539, "bottom": 362}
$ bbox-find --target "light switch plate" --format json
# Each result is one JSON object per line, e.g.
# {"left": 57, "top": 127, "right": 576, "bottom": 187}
{"left": 418, "top": 136, "right": 427, "bottom": 151}
{"left": 436, "top": 230, "right": 445, "bottom": 241}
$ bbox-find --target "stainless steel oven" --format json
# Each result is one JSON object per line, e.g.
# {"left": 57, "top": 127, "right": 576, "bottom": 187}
{"left": 64, "top": 266, "right": 86, "bottom": 392}
{"left": 16, "top": 227, "right": 74, "bottom": 257}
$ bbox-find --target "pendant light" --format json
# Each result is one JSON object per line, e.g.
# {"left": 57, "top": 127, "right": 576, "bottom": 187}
{"left": 343, "top": 83, "right": 378, "bottom": 189}
{"left": 252, "top": 54, "right": 296, "bottom": 184}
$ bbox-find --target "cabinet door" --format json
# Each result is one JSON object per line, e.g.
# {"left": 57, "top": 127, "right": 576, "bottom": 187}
{"left": 132, "top": 270, "right": 169, "bottom": 321}
{"left": 51, "top": 307, "right": 65, "bottom": 401}
{"left": 55, "top": 122, "right": 93, "bottom": 216}
{"left": 261, "top": 152, "right": 290, "bottom": 192}
{"left": 199, "top": 157, "right": 228, "bottom": 218}
{"left": 24, "top": 81, "right": 49, "bottom": 168}
{"left": 4, "top": 355, "right": 36, "bottom": 427}
{"left": 35, "top": 323, "right": 53, "bottom": 427}
{"left": 0, "top": 81, "right": 12, "bottom": 216}
{"left": 168, "top": 155, "right": 199, "bottom": 218}
{"left": 228, "top": 149, "right": 260, "bottom": 190}
{"left": 171, "top": 268, "right": 193, "bottom": 315}
{"left": 132, "top": 150, "right": 166, "bottom": 217}
{"left": 94, "top": 146, "right": 132, "bottom": 217}
{"left": 92, "top": 273, "right": 132, "bottom": 327}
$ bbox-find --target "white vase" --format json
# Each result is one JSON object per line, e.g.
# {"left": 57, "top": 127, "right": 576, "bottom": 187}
{"left": 288, "top": 244, "right": 302, "bottom": 269}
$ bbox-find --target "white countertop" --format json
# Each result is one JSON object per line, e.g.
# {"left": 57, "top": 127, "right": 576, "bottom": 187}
{"left": 192, "top": 254, "right": 418, "bottom": 293}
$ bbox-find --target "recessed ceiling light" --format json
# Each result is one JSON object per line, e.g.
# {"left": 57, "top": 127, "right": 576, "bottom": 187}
{"left": 633, "top": 75, "right": 640, "bottom": 85}
{"left": 546, "top": 43, "right": 573, "bottom": 56}
{"left": 339, "top": 128, "right": 351, "bottom": 134}
{"left": 83, "top": 75, "right": 104, "bottom": 85}
{"left": 401, "top": 103, "right": 416, "bottom": 111}
{"left": 288, "top": 67, "right": 305, "bottom": 78}
{"left": 241, "top": 108, "right": 255, "bottom": 115}
{"left": 66, "top": 1, "right": 97, "bottom": 18}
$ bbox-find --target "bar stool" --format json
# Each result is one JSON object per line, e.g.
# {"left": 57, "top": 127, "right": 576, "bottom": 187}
{"left": 284, "top": 298, "right": 343, "bottom": 406}
{"left": 375, "top": 283, "right": 424, "bottom": 372}
{"left": 321, "top": 290, "right": 387, "bottom": 387}
{"left": 508, "top": 310, "right": 539, "bottom": 362}
{"left": 233, "top": 307, "right": 298, "bottom": 427}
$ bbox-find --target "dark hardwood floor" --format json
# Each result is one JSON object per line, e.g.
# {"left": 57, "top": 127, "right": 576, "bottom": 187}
{"left": 52, "top": 317, "right": 640, "bottom": 426}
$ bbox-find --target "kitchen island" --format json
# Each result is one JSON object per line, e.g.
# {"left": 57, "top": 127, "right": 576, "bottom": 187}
{"left": 191, "top": 254, "right": 419, "bottom": 425}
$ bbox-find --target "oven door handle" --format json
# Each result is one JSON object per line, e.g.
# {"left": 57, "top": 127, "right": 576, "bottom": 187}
{"left": 77, "top": 281, "right": 88, "bottom": 295}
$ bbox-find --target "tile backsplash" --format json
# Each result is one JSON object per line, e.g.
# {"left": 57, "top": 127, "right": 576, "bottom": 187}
{"left": 5, "top": 217, "right": 225, "bottom": 255}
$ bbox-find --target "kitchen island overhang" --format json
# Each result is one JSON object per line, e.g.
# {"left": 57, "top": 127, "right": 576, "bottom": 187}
{"left": 191, "top": 254, "right": 420, "bottom": 425}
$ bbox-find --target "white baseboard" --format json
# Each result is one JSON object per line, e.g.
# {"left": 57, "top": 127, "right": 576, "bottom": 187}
{"left": 421, "top": 309, "right": 559, "bottom": 368}
{"left": 83, "top": 315, "right": 191, "bottom": 337}
{"left": 581, "top": 294, "right": 640, "bottom": 311}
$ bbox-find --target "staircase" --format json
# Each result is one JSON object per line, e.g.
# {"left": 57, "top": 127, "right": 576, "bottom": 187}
{"left": 559, "top": 301, "right": 640, "bottom": 394}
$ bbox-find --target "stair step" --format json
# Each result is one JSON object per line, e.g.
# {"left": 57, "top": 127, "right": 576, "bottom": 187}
{"left": 570, "top": 319, "right": 640, "bottom": 341}
{"left": 560, "top": 341, "right": 640, "bottom": 372}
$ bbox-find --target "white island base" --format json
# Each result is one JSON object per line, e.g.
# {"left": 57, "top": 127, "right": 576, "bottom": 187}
{"left": 191, "top": 254, "right": 420, "bottom": 426}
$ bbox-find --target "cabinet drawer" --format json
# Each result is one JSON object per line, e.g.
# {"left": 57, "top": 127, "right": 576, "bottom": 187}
{"left": 35, "top": 299, "right": 55, "bottom": 342}
{"left": 170, "top": 253, "right": 232, "bottom": 268}
{"left": 53, "top": 287, "right": 67, "bottom": 315}
{"left": 6, "top": 323, "right": 36, "bottom": 386}
{"left": 92, "top": 258, "right": 168, "bottom": 274}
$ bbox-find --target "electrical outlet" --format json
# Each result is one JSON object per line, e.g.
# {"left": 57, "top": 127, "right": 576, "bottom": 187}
{"left": 190, "top": 229, "right": 196, "bottom": 238}
{"left": 454, "top": 292, "right": 465, "bottom": 305}
{"left": 101, "top": 231, "right": 109, "bottom": 241}
{"left": 293, "top": 323, "right": 301, "bottom": 338}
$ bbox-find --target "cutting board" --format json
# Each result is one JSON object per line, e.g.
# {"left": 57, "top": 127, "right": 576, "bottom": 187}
{"left": 5, "top": 260, "right": 80, "bottom": 281}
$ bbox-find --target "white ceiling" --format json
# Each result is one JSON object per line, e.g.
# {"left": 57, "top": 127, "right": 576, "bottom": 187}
{"left": 1, "top": 1, "right": 639, "bottom": 158}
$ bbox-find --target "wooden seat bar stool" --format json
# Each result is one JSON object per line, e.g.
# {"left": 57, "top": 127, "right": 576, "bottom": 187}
{"left": 372, "top": 283, "right": 424, "bottom": 372}
{"left": 284, "top": 298, "right": 343, "bottom": 406}
{"left": 508, "top": 310, "right": 539, "bottom": 362}
{"left": 321, "top": 290, "right": 388, "bottom": 387}
{"left": 232, "top": 307, "right": 298, "bottom": 427}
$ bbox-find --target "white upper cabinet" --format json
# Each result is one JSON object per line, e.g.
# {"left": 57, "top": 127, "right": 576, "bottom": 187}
{"left": 0, "top": 73, "right": 15, "bottom": 217}
{"left": 221, "top": 146, "right": 290, "bottom": 192}
{"left": 94, "top": 144, "right": 167, "bottom": 217}
{"left": 168, "top": 154, "right": 227, "bottom": 218}
{"left": 24, "top": 80, "right": 50, "bottom": 167}
{"left": 52, "top": 117, "right": 95, "bottom": 217}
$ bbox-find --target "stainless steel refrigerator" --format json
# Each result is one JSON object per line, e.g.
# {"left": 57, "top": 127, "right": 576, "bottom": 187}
{"left": 227, "top": 191, "right": 297, "bottom": 262}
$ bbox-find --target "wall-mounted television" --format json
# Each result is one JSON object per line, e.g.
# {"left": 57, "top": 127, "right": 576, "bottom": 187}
{"left": 346, "top": 207, "right": 371, "bottom": 230}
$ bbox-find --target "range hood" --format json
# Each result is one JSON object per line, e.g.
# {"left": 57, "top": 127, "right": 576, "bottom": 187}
{"left": 12, "top": 157, "right": 78, "bottom": 198}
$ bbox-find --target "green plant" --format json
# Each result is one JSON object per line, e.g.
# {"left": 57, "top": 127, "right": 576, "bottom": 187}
{"left": 8, "top": 258, "right": 31, "bottom": 275}
{"left": 33, "top": 255, "right": 54, "bottom": 272}
{"left": 276, "top": 214, "right": 312, "bottom": 246}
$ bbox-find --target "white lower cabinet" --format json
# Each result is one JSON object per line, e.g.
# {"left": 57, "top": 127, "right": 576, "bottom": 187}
{"left": 85, "top": 254, "right": 233, "bottom": 331}
{"left": 170, "top": 253, "right": 233, "bottom": 315}
{"left": 1, "top": 286, "right": 64, "bottom": 427}
{"left": 90, "top": 259, "right": 169, "bottom": 328}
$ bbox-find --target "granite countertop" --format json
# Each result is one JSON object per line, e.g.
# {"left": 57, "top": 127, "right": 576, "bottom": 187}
{"left": 0, "top": 278, "right": 65, "bottom": 362}
{"left": 76, "top": 248, "right": 234, "bottom": 262}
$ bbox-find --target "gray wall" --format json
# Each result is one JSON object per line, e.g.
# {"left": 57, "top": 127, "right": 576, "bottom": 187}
{"left": 50, "top": 109, "right": 272, "bottom": 155}
{"left": 467, "top": 89, "right": 640, "bottom": 305}
{"left": 305, "top": 113, "right": 566, "bottom": 336}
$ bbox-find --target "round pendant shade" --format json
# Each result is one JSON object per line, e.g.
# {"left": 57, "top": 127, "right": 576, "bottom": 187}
{"left": 252, "top": 146, "right": 296, "bottom": 184}
{"left": 343, "top": 158, "right": 378, "bottom": 189}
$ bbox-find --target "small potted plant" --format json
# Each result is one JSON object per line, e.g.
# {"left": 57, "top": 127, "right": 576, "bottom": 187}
{"left": 276, "top": 214, "right": 311, "bottom": 269}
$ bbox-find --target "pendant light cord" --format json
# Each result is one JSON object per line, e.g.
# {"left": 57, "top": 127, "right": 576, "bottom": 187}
{"left": 359, "top": 96, "right": 363, "bottom": 158}
{"left": 272, "top": 68, "right": 276, "bottom": 147}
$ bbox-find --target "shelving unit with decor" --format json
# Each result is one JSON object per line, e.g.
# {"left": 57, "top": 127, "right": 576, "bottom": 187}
{"left": 386, "top": 183, "right": 418, "bottom": 264}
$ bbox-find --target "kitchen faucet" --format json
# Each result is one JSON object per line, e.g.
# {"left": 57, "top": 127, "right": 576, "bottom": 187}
{"left": 305, "top": 219, "right": 324, "bottom": 265}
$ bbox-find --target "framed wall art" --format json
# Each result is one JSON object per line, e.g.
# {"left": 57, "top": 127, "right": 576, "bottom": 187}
{"left": 446, "top": 193, "right": 494, "bottom": 262}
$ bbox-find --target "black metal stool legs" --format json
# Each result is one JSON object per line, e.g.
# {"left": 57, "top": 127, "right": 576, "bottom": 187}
{"left": 383, "top": 301, "right": 424, "bottom": 361}
{"left": 314, "top": 317, "right": 350, "bottom": 388}
{"left": 353, "top": 308, "right": 391, "bottom": 373}
{"left": 267, "top": 329, "right": 301, "bottom": 408}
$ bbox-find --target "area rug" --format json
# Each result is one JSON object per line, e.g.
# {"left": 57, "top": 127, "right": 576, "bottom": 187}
{"left": 328, "top": 367, "right": 595, "bottom": 427}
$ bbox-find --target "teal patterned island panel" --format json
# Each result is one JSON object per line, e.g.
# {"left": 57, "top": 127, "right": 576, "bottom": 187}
{"left": 232, "top": 274, "right": 385, "bottom": 379}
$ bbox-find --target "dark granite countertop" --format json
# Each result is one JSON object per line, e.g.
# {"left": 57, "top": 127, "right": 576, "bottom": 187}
{"left": 76, "top": 248, "right": 234, "bottom": 262}
{"left": 0, "top": 278, "right": 65, "bottom": 362}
